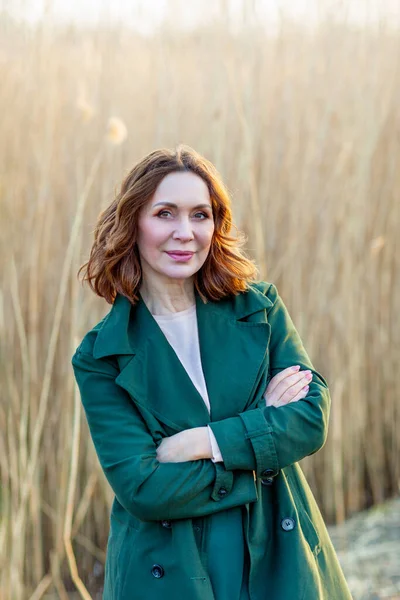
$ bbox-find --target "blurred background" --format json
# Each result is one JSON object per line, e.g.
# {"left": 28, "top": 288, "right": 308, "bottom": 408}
{"left": 1, "top": 0, "right": 399, "bottom": 598}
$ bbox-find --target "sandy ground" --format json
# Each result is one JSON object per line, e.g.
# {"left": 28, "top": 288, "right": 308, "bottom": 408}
{"left": 327, "top": 495, "right": 400, "bottom": 600}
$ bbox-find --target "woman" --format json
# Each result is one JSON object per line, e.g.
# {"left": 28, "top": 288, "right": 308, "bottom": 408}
{"left": 71, "top": 144, "right": 353, "bottom": 599}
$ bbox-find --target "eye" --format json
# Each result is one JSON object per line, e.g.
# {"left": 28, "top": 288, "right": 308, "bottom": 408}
{"left": 156, "top": 210, "right": 209, "bottom": 219}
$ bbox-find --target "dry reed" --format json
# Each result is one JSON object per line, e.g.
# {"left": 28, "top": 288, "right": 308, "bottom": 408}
{"left": 0, "top": 4, "right": 399, "bottom": 599}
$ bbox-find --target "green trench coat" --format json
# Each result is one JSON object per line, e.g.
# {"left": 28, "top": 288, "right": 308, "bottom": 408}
{"left": 71, "top": 281, "right": 353, "bottom": 600}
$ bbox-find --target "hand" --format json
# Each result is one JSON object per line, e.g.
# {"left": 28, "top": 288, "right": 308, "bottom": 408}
{"left": 156, "top": 427, "right": 209, "bottom": 463}
{"left": 263, "top": 365, "right": 312, "bottom": 407}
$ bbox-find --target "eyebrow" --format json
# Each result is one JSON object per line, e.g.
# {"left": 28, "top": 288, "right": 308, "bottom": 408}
{"left": 152, "top": 201, "right": 212, "bottom": 210}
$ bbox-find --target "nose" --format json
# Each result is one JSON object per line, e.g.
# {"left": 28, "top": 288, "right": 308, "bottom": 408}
{"left": 172, "top": 217, "right": 195, "bottom": 241}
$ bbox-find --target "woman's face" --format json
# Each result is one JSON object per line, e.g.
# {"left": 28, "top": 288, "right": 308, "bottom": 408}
{"left": 136, "top": 171, "right": 215, "bottom": 287}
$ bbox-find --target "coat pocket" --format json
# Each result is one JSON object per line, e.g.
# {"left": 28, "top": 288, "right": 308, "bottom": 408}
{"left": 286, "top": 466, "right": 322, "bottom": 557}
{"left": 296, "top": 505, "right": 321, "bottom": 557}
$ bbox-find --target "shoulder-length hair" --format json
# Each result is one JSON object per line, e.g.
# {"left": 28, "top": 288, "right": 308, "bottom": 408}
{"left": 78, "top": 144, "right": 259, "bottom": 305}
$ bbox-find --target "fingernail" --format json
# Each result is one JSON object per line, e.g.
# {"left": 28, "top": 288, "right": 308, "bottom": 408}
{"left": 303, "top": 385, "right": 309, "bottom": 391}
{"left": 292, "top": 365, "right": 301, "bottom": 371}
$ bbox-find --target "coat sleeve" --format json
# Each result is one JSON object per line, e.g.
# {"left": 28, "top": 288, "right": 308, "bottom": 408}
{"left": 71, "top": 349, "right": 258, "bottom": 523}
{"left": 207, "top": 282, "right": 331, "bottom": 478}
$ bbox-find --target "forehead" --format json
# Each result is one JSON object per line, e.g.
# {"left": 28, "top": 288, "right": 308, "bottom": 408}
{"left": 151, "top": 171, "right": 211, "bottom": 207}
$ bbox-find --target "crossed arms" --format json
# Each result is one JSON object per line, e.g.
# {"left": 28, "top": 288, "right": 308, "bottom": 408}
{"left": 71, "top": 283, "right": 331, "bottom": 522}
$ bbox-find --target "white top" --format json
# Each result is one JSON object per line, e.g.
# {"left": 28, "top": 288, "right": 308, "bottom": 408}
{"left": 152, "top": 303, "right": 223, "bottom": 463}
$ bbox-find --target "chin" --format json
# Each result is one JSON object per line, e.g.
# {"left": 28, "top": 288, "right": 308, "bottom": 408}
{"left": 163, "top": 269, "right": 196, "bottom": 279}
{"left": 158, "top": 265, "right": 198, "bottom": 279}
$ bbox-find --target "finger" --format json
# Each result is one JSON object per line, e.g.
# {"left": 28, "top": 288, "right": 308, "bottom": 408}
{"left": 264, "top": 384, "right": 304, "bottom": 407}
{"left": 265, "top": 365, "right": 301, "bottom": 395}
{"left": 272, "top": 370, "right": 312, "bottom": 403}
{"left": 287, "top": 385, "right": 309, "bottom": 404}
{"left": 291, "top": 373, "right": 312, "bottom": 395}
{"left": 277, "top": 374, "right": 312, "bottom": 404}
{"left": 266, "top": 379, "right": 309, "bottom": 407}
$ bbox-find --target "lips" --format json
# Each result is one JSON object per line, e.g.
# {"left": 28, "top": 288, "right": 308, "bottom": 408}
{"left": 165, "top": 251, "right": 195, "bottom": 262}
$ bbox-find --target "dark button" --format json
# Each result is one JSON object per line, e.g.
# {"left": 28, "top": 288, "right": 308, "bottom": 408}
{"left": 281, "top": 517, "right": 295, "bottom": 531}
{"left": 193, "top": 525, "right": 201, "bottom": 532}
{"left": 218, "top": 487, "right": 228, "bottom": 497}
{"left": 161, "top": 519, "right": 171, "bottom": 528}
{"left": 262, "top": 468, "right": 276, "bottom": 478}
{"left": 261, "top": 477, "right": 274, "bottom": 486}
{"left": 151, "top": 564, "right": 165, "bottom": 578}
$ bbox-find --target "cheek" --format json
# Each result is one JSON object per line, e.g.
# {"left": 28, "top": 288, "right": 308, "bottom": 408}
{"left": 137, "top": 220, "right": 165, "bottom": 249}
{"left": 201, "top": 225, "right": 214, "bottom": 248}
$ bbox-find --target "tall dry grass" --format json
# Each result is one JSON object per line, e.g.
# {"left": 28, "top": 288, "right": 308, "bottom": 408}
{"left": 0, "top": 6, "right": 399, "bottom": 599}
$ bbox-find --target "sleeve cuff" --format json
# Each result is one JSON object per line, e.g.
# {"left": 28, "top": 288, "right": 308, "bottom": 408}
{"left": 210, "top": 463, "right": 235, "bottom": 501}
{"left": 208, "top": 414, "right": 257, "bottom": 472}
{"left": 208, "top": 408, "right": 280, "bottom": 478}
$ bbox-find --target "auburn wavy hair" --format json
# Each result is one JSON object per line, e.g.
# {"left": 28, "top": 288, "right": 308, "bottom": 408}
{"left": 77, "top": 144, "right": 260, "bottom": 305}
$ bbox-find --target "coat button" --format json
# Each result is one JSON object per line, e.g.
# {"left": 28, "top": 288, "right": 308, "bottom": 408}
{"left": 151, "top": 564, "right": 165, "bottom": 578}
{"left": 281, "top": 517, "right": 295, "bottom": 531}
{"left": 161, "top": 519, "right": 172, "bottom": 528}
{"left": 218, "top": 487, "right": 228, "bottom": 497}
{"left": 262, "top": 468, "right": 276, "bottom": 478}
{"left": 261, "top": 476, "right": 274, "bottom": 486}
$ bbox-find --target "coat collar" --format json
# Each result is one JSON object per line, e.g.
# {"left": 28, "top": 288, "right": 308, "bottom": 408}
{"left": 92, "top": 282, "right": 273, "bottom": 431}
{"left": 93, "top": 283, "right": 273, "bottom": 360}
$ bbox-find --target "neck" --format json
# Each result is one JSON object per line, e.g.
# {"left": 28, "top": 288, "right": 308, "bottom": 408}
{"left": 139, "top": 282, "right": 196, "bottom": 315}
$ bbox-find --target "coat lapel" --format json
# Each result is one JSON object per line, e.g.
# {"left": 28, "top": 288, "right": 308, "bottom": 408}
{"left": 92, "top": 284, "right": 273, "bottom": 432}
